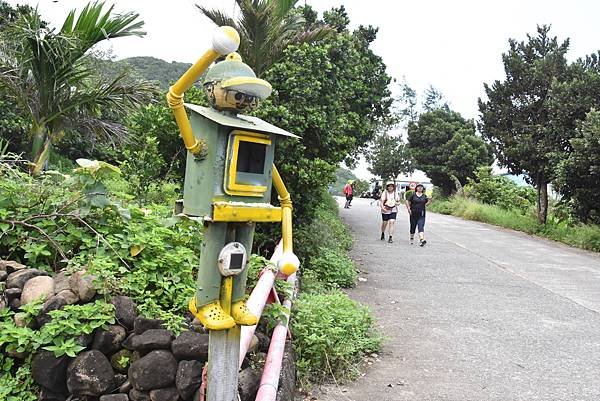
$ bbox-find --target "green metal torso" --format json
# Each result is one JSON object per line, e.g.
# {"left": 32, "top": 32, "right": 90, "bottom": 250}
{"left": 182, "top": 107, "right": 278, "bottom": 217}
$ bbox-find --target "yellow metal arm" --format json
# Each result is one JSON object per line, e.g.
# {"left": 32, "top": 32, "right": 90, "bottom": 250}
{"left": 167, "top": 26, "right": 240, "bottom": 155}
{"left": 272, "top": 165, "right": 300, "bottom": 275}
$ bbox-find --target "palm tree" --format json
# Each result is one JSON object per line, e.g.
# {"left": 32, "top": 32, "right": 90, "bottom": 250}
{"left": 196, "top": 0, "right": 333, "bottom": 76}
{"left": 0, "top": 2, "right": 155, "bottom": 174}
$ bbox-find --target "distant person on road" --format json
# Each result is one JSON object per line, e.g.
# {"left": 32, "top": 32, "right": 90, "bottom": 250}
{"left": 406, "top": 183, "right": 431, "bottom": 246}
{"left": 343, "top": 180, "right": 354, "bottom": 209}
{"left": 371, "top": 181, "right": 382, "bottom": 205}
{"left": 380, "top": 182, "right": 399, "bottom": 243}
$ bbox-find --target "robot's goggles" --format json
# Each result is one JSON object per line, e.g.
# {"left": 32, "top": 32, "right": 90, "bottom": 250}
{"left": 225, "top": 89, "right": 259, "bottom": 108}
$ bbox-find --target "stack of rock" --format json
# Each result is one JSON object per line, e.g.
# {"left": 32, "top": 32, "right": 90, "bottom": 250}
{"left": 0, "top": 261, "right": 271, "bottom": 401}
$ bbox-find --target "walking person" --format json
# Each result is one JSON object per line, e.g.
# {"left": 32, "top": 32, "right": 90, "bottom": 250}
{"left": 343, "top": 180, "right": 354, "bottom": 209}
{"left": 406, "top": 183, "right": 431, "bottom": 246}
{"left": 380, "top": 182, "right": 399, "bottom": 243}
{"left": 370, "top": 181, "right": 381, "bottom": 205}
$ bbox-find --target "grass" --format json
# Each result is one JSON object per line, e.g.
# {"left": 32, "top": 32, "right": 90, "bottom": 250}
{"left": 430, "top": 197, "right": 600, "bottom": 253}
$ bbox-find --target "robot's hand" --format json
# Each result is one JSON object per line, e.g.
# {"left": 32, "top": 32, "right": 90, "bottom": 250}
{"left": 278, "top": 252, "right": 300, "bottom": 276}
{"left": 212, "top": 26, "right": 240, "bottom": 55}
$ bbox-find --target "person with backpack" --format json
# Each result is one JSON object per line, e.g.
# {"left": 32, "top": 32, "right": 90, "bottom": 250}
{"left": 380, "top": 182, "right": 399, "bottom": 243}
{"left": 406, "top": 183, "right": 431, "bottom": 246}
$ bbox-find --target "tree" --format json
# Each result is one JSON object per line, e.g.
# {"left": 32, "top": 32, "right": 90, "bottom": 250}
{"left": 408, "top": 108, "right": 492, "bottom": 195}
{"left": 554, "top": 110, "right": 600, "bottom": 224}
{"left": 396, "top": 80, "right": 419, "bottom": 125}
{"left": 478, "top": 25, "right": 570, "bottom": 223}
{"left": 0, "top": 2, "right": 155, "bottom": 174}
{"left": 423, "top": 85, "right": 447, "bottom": 112}
{"left": 196, "top": 0, "right": 333, "bottom": 76}
{"left": 257, "top": 9, "right": 391, "bottom": 217}
{"left": 367, "top": 133, "right": 412, "bottom": 181}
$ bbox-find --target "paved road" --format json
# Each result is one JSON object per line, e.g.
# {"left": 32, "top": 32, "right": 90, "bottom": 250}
{"left": 316, "top": 197, "right": 600, "bottom": 401}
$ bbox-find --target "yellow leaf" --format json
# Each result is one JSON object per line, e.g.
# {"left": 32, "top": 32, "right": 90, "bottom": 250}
{"left": 130, "top": 244, "right": 145, "bottom": 257}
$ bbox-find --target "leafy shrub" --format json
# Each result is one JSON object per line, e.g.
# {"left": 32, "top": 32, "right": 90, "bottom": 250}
{"left": 0, "top": 159, "right": 202, "bottom": 331}
{"left": 0, "top": 300, "right": 115, "bottom": 357}
{"left": 465, "top": 167, "right": 536, "bottom": 213}
{"left": 298, "top": 269, "right": 328, "bottom": 294}
{"left": 295, "top": 195, "right": 353, "bottom": 259}
{"left": 304, "top": 248, "right": 356, "bottom": 288}
{"left": 0, "top": 355, "right": 36, "bottom": 401}
{"left": 293, "top": 191, "right": 357, "bottom": 291}
{"left": 292, "top": 290, "right": 381, "bottom": 386}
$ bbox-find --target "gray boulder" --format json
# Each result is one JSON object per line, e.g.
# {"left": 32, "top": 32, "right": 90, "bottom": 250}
{"left": 150, "top": 387, "right": 179, "bottom": 401}
{"left": 134, "top": 317, "right": 164, "bottom": 334}
{"left": 36, "top": 294, "right": 68, "bottom": 326}
{"left": 128, "top": 350, "right": 177, "bottom": 391}
{"left": 4, "top": 287, "right": 22, "bottom": 300}
{"left": 56, "top": 289, "right": 79, "bottom": 305}
{"left": 131, "top": 329, "right": 174, "bottom": 352}
{"left": 67, "top": 350, "right": 115, "bottom": 396}
{"left": 129, "top": 388, "right": 151, "bottom": 401}
{"left": 176, "top": 360, "right": 202, "bottom": 400}
{"left": 92, "top": 324, "right": 127, "bottom": 355}
{"left": 32, "top": 350, "right": 70, "bottom": 394}
{"left": 6, "top": 268, "right": 47, "bottom": 289}
{"left": 171, "top": 331, "right": 209, "bottom": 361}
{"left": 0, "top": 260, "right": 26, "bottom": 273}
{"left": 69, "top": 271, "right": 96, "bottom": 302}
{"left": 111, "top": 295, "right": 138, "bottom": 330}
{"left": 53, "top": 271, "right": 71, "bottom": 293}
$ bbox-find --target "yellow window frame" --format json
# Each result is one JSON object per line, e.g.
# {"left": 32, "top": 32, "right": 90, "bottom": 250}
{"left": 225, "top": 130, "right": 271, "bottom": 197}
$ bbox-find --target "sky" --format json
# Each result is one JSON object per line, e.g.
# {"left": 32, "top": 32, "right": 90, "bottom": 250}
{"left": 6, "top": 0, "right": 600, "bottom": 180}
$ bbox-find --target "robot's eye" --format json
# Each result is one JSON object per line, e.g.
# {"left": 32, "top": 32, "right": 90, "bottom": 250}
{"left": 234, "top": 92, "right": 244, "bottom": 101}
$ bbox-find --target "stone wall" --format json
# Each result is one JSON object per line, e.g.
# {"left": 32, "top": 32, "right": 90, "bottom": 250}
{"left": 0, "top": 260, "right": 295, "bottom": 401}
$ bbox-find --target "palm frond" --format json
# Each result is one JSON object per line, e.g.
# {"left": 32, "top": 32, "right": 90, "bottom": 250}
{"left": 61, "top": 1, "right": 145, "bottom": 48}
{"left": 195, "top": 5, "right": 237, "bottom": 28}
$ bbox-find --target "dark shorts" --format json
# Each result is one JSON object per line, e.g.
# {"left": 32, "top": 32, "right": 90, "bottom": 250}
{"left": 346, "top": 194, "right": 353, "bottom": 201}
{"left": 382, "top": 212, "right": 397, "bottom": 221}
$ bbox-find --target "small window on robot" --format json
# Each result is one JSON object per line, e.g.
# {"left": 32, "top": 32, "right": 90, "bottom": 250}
{"left": 230, "top": 253, "right": 244, "bottom": 270}
{"left": 237, "top": 141, "right": 266, "bottom": 174}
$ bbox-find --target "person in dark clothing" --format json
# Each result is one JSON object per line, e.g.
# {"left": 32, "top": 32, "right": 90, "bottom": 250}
{"left": 405, "top": 183, "right": 431, "bottom": 246}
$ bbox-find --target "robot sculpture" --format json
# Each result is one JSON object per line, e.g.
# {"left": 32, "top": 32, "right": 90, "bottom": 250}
{"left": 167, "top": 26, "right": 300, "bottom": 332}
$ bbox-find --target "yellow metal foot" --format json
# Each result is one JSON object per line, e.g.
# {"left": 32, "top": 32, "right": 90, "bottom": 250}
{"left": 231, "top": 300, "right": 258, "bottom": 326}
{"left": 189, "top": 298, "right": 236, "bottom": 331}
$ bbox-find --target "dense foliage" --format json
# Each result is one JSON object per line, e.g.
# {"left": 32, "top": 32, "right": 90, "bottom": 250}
{"left": 257, "top": 8, "right": 392, "bottom": 217}
{"left": 466, "top": 167, "right": 536, "bottom": 213}
{"left": 554, "top": 110, "right": 600, "bottom": 224}
{"left": 479, "top": 25, "right": 570, "bottom": 223}
{"left": 408, "top": 108, "right": 492, "bottom": 195}
{"left": 0, "top": 2, "right": 155, "bottom": 174}
{"left": 292, "top": 290, "right": 380, "bottom": 386}
{"left": 367, "top": 132, "right": 413, "bottom": 182}
{"left": 197, "top": 0, "right": 333, "bottom": 76}
{"left": 0, "top": 159, "right": 202, "bottom": 331}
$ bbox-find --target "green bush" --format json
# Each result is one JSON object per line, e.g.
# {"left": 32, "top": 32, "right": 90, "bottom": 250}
{"left": 304, "top": 248, "right": 356, "bottom": 288}
{"left": 292, "top": 290, "right": 381, "bottom": 387}
{"left": 0, "top": 160, "right": 202, "bottom": 331}
{"left": 465, "top": 167, "right": 536, "bottom": 213}
{"left": 294, "top": 191, "right": 357, "bottom": 290}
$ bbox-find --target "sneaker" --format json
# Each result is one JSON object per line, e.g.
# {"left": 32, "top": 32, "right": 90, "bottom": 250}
{"left": 388, "top": 236, "right": 393, "bottom": 243}
{"left": 409, "top": 237, "right": 414, "bottom": 245}
{"left": 419, "top": 240, "right": 427, "bottom": 247}
{"left": 380, "top": 232, "right": 385, "bottom": 241}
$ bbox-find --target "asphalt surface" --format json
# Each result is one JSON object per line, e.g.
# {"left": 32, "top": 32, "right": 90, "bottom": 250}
{"left": 315, "top": 197, "right": 600, "bottom": 401}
